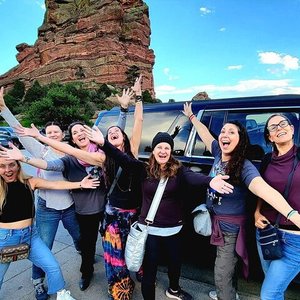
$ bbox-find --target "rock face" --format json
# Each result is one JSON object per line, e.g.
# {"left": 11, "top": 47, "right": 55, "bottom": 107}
{"left": 0, "top": 0, "right": 155, "bottom": 95}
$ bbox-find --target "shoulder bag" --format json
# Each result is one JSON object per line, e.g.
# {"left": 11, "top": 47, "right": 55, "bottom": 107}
{"left": 192, "top": 203, "right": 212, "bottom": 236}
{"left": 258, "top": 154, "right": 298, "bottom": 260}
{"left": 125, "top": 177, "right": 169, "bottom": 272}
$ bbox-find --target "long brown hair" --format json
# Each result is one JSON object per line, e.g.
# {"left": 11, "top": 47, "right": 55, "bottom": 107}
{"left": 146, "top": 153, "right": 181, "bottom": 179}
{"left": 0, "top": 161, "right": 32, "bottom": 215}
{"left": 223, "top": 121, "right": 249, "bottom": 185}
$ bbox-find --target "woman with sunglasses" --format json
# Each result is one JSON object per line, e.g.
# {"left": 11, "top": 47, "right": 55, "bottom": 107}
{"left": 254, "top": 113, "right": 300, "bottom": 300}
{"left": 183, "top": 103, "right": 300, "bottom": 300}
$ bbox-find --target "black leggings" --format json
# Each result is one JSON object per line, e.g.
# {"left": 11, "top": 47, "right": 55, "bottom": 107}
{"left": 141, "top": 232, "right": 182, "bottom": 300}
{"left": 76, "top": 212, "right": 103, "bottom": 278}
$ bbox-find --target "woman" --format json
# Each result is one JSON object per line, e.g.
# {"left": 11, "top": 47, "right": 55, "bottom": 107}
{"left": 0, "top": 87, "right": 80, "bottom": 299}
{"left": 8, "top": 76, "right": 144, "bottom": 299}
{"left": 81, "top": 125, "right": 234, "bottom": 300}
{"left": 254, "top": 113, "right": 300, "bottom": 300}
{"left": 0, "top": 155, "right": 99, "bottom": 300}
{"left": 183, "top": 102, "right": 300, "bottom": 300}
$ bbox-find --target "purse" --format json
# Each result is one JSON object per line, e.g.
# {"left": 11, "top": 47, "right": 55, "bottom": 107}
{"left": 0, "top": 243, "right": 30, "bottom": 263}
{"left": 258, "top": 154, "right": 299, "bottom": 260}
{"left": 125, "top": 177, "right": 169, "bottom": 272}
{"left": 259, "top": 223, "right": 282, "bottom": 260}
{"left": 192, "top": 204, "right": 212, "bottom": 236}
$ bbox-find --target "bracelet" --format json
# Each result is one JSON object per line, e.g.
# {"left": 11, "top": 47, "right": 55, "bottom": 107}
{"left": 287, "top": 209, "right": 298, "bottom": 220}
{"left": 24, "top": 156, "right": 30, "bottom": 163}
{"left": 79, "top": 182, "right": 82, "bottom": 190}
{"left": 189, "top": 114, "right": 195, "bottom": 121}
{"left": 135, "top": 95, "right": 143, "bottom": 103}
{"left": 120, "top": 106, "right": 129, "bottom": 113}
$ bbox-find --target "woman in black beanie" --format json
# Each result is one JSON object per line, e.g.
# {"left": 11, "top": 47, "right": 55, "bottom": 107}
{"left": 81, "top": 128, "right": 233, "bottom": 300}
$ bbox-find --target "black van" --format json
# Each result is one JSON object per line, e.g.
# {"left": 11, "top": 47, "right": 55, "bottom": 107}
{"left": 94, "top": 94, "right": 300, "bottom": 279}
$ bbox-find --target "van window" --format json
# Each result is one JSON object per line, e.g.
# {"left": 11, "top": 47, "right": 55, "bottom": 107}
{"left": 168, "top": 115, "right": 192, "bottom": 156}
{"left": 96, "top": 110, "right": 180, "bottom": 154}
{"left": 227, "top": 109, "right": 300, "bottom": 160}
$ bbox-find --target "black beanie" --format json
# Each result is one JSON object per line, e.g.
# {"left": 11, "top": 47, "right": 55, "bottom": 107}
{"left": 151, "top": 132, "right": 174, "bottom": 150}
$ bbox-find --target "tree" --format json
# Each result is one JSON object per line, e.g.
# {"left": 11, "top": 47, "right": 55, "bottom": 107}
{"left": 23, "top": 83, "right": 93, "bottom": 129}
{"left": 23, "top": 80, "right": 46, "bottom": 104}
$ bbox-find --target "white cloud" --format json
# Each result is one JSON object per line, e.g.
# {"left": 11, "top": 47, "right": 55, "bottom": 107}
{"left": 155, "top": 79, "right": 298, "bottom": 101}
{"left": 162, "top": 68, "right": 179, "bottom": 81}
{"left": 219, "top": 27, "right": 226, "bottom": 32}
{"left": 200, "top": 7, "right": 212, "bottom": 15}
{"left": 35, "top": 0, "right": 46, "bottom": 10}
{"left": 227, "top": 65, "right": 243, "bottom": 70}
{"left": 258, "top": 51, "right": 299, "bottom": 73}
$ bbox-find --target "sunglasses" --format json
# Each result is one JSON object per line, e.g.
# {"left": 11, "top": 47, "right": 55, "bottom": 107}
{"left": 267, "top": 119, "right": 290, "bottom": 132}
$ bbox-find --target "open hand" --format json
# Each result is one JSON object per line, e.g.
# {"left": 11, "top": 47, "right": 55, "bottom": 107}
{"left": 182, "top": 102, "right": 193, "bottom": 118}
{"left": 14, "top": 123, "right": 40, "bottom": 138}
{"left": 83, "top": 125, "right": 105, "bottom": 146}
{"left": 0, "top": 142, "right": 24, "bottom": 161}
{"left": 80, "top": 174, "right": 100, "bottom": 189}
{"left": 210, "top": 175, "right": 234, "bottom": 194}
{"left": 116, "top": 88, "right": 134, "bottom": 109}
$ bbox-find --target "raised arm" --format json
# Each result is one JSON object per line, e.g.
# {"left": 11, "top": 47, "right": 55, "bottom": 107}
{"left": 0, "top": 143, "right": 48, "bottom": 170}
{"left": 28, "top": 174, "right": 100, "bottom": 190}
{"left": 130, "top": 75, "right": 143, "bottom": 158}
{"left": 249, "top": 176, "right": 300, "bottom": 228}
{"left": 116, "top": 88, "right": 134, "bottom": 130}
{"left": 183, "top": 102, "right": 215, "bottom": 153}
{"left": 0, "top": 87, "right": 46, "bottom": 157}
{"left": 15, "top": 124, "right": 105, "bottom": 166}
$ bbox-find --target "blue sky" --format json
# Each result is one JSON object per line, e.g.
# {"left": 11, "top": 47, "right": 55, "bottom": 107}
{"left": 1, "top": 0, "right": 300, "bottom": 102}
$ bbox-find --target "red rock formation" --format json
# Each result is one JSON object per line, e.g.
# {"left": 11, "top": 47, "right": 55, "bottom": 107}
{"left": 0, "top": 0, "right": 155, "bottom": 96}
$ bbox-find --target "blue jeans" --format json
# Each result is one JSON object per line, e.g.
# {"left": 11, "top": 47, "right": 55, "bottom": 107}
{"left": 0, "top": 225, "right": 65, "bottom": 294}
{"left": 32, "top": 197, "right": 80, "bottom": 280}
{"left": 256, "top": 229, "right": 300, "bottom": 300}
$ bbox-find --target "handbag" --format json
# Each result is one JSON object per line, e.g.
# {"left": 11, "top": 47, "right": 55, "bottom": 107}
{"left": 125, "top": 177, "right": 169, "bottom": 272}
{"left": 259, "top": 224, "right": 282, "bottom": 260}
{"left": 0, "top": 243, "right": 30, "bottom": 263}
{"left": 258, "top": 154, "right": 299, "bottom": 260}
{"left": 192, "top": 204, "right": 212, "bottom": 236}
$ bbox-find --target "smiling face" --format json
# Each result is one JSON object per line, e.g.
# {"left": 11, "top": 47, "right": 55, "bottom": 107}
{"left": 267, "top": 115, "right": 294, "bottom": 145}
{"left": 153, "top": 142, "right": 171, "bottom": 167}
{"left": 218, "top": 123, "right": 240, "bottom": 159}
{"left": 0, "top": 158, "right": 20, "bottom": 183}
{"left": 71, "top": 124, "right": 89, "bottom": 149}
{"left": 45, "top": 125, "right": 64, "bottom": 141}
{"left": 107, "top": 126, "right": 124, "bottom": 149}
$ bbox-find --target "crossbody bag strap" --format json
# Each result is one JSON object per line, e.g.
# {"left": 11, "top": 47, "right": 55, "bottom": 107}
{"left": 107, "top": 167, "right": 122, "bottom": 200}
{"left": 145, "top": 177, "right": 169, "bottom": 224}
{"left": 275, "top": 154, "right": 299, "bottom": 226}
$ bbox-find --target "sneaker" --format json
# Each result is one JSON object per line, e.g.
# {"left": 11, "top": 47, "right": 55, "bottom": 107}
{"left": 34, "top": 283, "right": 49, "bottom": 300}
{"left": 208, "top": 290, "right": 240, "bottom": 300}
{"left": 56, "top": 289, "right": 76, "bottom": 300}
{"left": 166, "top": 287, "right": 193, "bottom": 300}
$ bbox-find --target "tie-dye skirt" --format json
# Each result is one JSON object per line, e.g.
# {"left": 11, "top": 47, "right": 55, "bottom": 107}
{"left": 102, "top": 205, "right": 137, "bottom": 300}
